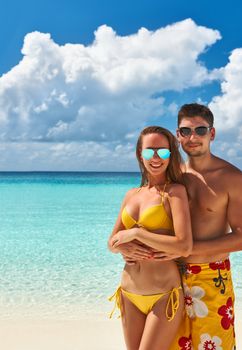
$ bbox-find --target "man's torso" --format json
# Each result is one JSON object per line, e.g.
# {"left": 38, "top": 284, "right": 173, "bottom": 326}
{"left": 183, "top": 159, "right": 232, "bottom": 263}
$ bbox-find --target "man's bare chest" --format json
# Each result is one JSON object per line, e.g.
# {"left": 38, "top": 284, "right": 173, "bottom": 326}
{"left": 185, "top": 175, "right": 228, "bottom": 214}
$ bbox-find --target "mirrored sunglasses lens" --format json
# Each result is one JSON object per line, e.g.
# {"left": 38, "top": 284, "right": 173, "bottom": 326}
{"left": 157, "top": 149, "right": 171, "bottom": 159}
{"left": 142, "top": 149, "right": 154, "bottom": 160}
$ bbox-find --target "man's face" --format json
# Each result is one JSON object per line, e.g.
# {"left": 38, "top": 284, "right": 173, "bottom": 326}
{"left": 177, "top": 116, "right": 215, "bottom": 157}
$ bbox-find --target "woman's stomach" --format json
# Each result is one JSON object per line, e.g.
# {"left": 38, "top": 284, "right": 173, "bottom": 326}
{"left": 120, "top": 259, "right": 181, "bottom": 295}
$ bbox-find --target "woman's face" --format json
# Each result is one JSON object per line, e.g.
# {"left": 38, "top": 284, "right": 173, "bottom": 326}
{"left": 140, "top": 133, "right": 170, "bottom": 177}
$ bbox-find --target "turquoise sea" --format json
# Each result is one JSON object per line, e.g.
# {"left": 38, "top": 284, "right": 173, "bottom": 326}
{"left": 0, "top": 172, "right": 241, "bottom": 320}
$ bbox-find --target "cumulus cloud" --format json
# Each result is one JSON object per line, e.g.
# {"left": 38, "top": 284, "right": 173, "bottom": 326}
{"left": 208, "top": 49, "right": 242, "bottom": 167}
{"left": 0, "top": 19, "right": 220, "bottom": 142}
{"left": 209, "top": 48, "right": 242, "bottom": 130}
{"left": 0, "top": 19, "right": 223, "bottom": 170}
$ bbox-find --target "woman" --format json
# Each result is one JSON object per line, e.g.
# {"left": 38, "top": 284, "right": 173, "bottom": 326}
{"left": 108, "top": 126, "right": 192, "bottom": 350}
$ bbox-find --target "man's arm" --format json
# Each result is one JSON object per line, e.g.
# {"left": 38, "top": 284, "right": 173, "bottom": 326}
{"left": 192, "top": 170, "right": 242, "bottom": 255}
{"left": 192, "top": 230, "right": 242, "bottom": 256}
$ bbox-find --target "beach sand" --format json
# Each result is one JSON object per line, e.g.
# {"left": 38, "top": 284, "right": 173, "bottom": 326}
{"left": 0, "top": 319, "right": 125, "bottom": 350}
{"left": 0, "top": 315, "right": 241, "bottom": 350}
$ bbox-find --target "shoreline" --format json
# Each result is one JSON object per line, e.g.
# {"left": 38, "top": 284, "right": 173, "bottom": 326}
{"left": 0, "top": 313, "right": 241, "bottom": 350}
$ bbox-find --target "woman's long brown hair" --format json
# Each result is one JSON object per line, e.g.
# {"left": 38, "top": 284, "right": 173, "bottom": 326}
{"left": 136, "top": 126, "right": 183, "bottom": 186}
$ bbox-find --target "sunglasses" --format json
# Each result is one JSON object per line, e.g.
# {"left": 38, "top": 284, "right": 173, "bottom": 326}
{"left": 142, "top": 148, "right": 171, "bottom": 160}
{"left": 178, "top": 126, "right": 212, "bottom": 137}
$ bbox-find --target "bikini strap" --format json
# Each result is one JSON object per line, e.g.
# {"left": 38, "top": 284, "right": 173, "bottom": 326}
{"left": 166, "top": 285, "right": 182, "bottom": 321}
{"left": 160, "top": 182, "right": 168, "bottom": 204}
{"left": 108, "top": 286, "right": 122, "bottom": 319}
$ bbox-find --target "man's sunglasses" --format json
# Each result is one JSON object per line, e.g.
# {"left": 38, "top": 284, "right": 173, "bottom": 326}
{"left": 178, "top": 126, "right": 212, "bottom": 137}
{"left": 142, "top": 148, "right": 171, "bottom": 160}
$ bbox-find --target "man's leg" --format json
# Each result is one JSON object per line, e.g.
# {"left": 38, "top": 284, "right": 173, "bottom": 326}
{"left": 183, "top": 259, "right": 236, "bottom": 349}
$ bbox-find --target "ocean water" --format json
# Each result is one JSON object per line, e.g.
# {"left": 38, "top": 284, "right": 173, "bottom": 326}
{"left": 0, "top": 172, "right": 241, "bottom": 320}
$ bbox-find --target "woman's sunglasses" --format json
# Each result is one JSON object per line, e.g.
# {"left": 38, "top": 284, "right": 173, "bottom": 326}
{"left": 142, "top": 148, "right": 171, "bottom": 160}
{"left": 178, "top": 126, "right": 212, "bottom": 137}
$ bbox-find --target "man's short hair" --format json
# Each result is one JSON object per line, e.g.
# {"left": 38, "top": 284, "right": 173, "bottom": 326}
{"left": 178, "top": 103, "right": 214, "bottom": 127}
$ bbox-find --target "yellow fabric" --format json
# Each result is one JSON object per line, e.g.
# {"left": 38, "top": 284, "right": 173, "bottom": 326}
{"left": 121, "top": 204, "right": 173, "bottom": 231}
{"left": 110, "top": 183, "right": 177, "bottom": 322}
{"left": 121, "top": 184, "right": 173, "bottom": 231}
{"left": 109, "top": 286, "right": 122, "bottom": 319}
{"left": 109, "top": 286, "right": 182, "bottom": 321}
{"left": 170, "top": 258, "right": 236, "bottom": 349}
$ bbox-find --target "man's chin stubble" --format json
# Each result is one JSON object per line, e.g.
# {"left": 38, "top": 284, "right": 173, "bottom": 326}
{"left": 186, "top": 150, "right": 205, "bottom": 157}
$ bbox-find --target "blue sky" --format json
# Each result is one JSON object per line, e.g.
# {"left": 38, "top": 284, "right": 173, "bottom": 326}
{"left": 0, "top": 0, "right": 242, "bottom": 171}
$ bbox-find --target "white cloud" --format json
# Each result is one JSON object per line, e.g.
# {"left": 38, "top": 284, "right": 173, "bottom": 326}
{"left": 209, "top": 48, "right": 242, "bottom": 130}
{"left": 0, "top": 19, "right": 222, "bottom": 170}
{"left": 0, "top": 19, "right": 220, "bottom": 142}
{"left": 0, "top": 142, "right": 137, "bottom": 171}
{"left": 208, "top": 48, "right": 242, "bottom": 169}
{"left": 212, "top": 140, "right": 242, "bottom": 169}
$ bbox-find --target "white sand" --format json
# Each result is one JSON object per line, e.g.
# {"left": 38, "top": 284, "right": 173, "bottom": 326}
{"left": 0, "top": 315, "right": 241, "bottom": 350}
{"left": 0, "top": 319, "right": 125, "bottom": 350}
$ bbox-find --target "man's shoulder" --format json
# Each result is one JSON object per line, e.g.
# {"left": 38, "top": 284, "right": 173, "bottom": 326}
{"left": 213, "top": 156, "right": 241, "bottom": 177}
{"left": 212, "top": 156, "right": 242, "bottom": 190}
{"left": 182, "top": 156, "right": 241, "bottom": 188}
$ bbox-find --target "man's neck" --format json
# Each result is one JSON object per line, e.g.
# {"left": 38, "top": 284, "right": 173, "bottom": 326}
{"left": 186, "top": 153, "right": 214, "bottom": 173}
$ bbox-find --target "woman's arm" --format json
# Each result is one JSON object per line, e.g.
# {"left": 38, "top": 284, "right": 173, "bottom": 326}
{"left": 111, "top": 184, "right": 193, "bottom": 257}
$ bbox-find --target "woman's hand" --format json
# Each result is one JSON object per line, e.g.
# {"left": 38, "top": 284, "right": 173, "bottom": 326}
{"left": 111, "top": 228, "right": 137, "bottom": 248}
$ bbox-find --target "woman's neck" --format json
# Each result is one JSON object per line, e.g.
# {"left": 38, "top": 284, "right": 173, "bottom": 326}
{"left": 147, "top": 174, "right": 167, "bottom": 187}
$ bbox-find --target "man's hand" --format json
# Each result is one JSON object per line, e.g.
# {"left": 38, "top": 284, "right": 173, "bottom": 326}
{"left": 122, "top": 249, "right": 181, "bottom": 264}
{"left": 151, "top": 251, "right": 181, "bottom": 261}
{"left": 116, "top": 242, "right": 153, "bottom": 263}
{"left": 122, "top": 255, "right": 137, "bottom": 265}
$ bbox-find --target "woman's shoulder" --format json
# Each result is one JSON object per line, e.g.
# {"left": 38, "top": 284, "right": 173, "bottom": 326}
{"left": 167, "top": 183, "right": 187, "bottom": 197}
{"left": 124, "top": 187, "right": 142, "bottom": 201}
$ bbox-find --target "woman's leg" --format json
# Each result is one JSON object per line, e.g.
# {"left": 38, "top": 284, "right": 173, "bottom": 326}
{"left": 139, "top": 289, "right": 184, "bottom": 350}
{"left": 120, "top": 292, "right": 147, "bottom": 350}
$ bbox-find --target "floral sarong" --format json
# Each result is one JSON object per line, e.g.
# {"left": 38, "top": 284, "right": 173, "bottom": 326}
{"left": 170, "top": 258, "right": 236, "bottom": 350}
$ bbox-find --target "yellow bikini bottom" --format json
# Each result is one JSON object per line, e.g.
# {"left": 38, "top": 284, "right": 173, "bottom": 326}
{"left": 109, "top": 285, "right": 182, "bottom": 322}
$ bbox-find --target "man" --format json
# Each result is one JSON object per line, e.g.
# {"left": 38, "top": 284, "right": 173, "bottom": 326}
{"left": 118, "top": 103, "right": 242, "bottom": 349}
{"left": 169, "top": 103, "right": 242, "bottom": 349}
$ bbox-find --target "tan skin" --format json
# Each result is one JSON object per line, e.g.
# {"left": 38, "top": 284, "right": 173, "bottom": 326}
{"left": 108, "top": 133, "right": 193, "bottom": 350}
{"left": 177, "top": 116, "right": 242, "bottom": 262}
{"left": 118, "top": 116, "right": 242, "bottom": 264}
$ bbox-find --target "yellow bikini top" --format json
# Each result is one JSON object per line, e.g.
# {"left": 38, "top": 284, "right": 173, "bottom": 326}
{"left": 121, "top": 183, "right": 173, "bottom": 231}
